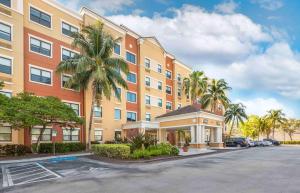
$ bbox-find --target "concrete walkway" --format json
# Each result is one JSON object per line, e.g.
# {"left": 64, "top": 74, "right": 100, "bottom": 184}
{"left": 179, "top": 148, "right": 215, "bottom": 156}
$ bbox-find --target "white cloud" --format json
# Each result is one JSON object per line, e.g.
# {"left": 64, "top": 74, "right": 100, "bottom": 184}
{"left": 235, "top": 98, "right": 295, "bottom": 118}
{"left": 63, "top": 0, "right": 80, "bottom": 11}
{"left": 251, "top": 0, "right": 283, "bottom": 11}
{"left": 214, "top": 0, "right": 239, "bottom": 14}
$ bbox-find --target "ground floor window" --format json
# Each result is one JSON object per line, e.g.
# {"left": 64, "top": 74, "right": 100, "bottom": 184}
{"left": 63, "top": 128, "right": 80, "bottom": 141}
{"left": 94, "top": 129, "right": 103, "bottom": 141}
{"left": 31, "top": 127, "right": 52, "bottom": 142}
{"left": 0, "top": 126, "right": 12, "bottom": 141}
{"left": 115, "top": 130, "right": 121, "bottom": 140}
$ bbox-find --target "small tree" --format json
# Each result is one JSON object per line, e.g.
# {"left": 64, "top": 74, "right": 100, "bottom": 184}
{"left": 282, "top": 119, "right": 299, "bottom": 141}
{"left": 0, "top": 80, "right": 4, "bottom": 90}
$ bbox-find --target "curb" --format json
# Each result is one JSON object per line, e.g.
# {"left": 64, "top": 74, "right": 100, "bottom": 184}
{"left": 0, "top": 153, "right": 92, "bottom": 164}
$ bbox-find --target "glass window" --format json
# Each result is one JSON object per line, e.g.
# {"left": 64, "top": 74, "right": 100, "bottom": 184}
{"left": 127, "top": 72, "right": 136, "bottom": 83}
{"left": 157, "top": 98, "right": 162, "bottom": 107}
{"left": 166, "top": 70, "right": 172, "bottom": 79}
{"left": 114, "top": 87, "right": 121, "bottom": 100}
{"left": 127, "top": 112, "right": 136, "bottom": 122}
{"left": 63, "top": 128, "right": 79, "bottom": 141}
{"left": 157, "top": 81, "right": 162, "bottom": 90}
{"left": 62, "top": 74, "right": 70, "bottom": 88}
{"left": 145, "top": 113, "right": 151, "bottom": 122}
{"left": 145, "top": 95, "right": 151, "bottom": 105}
{"left": 115, "top": 130, "right": 121, "bottom": 140}
{"left": 114, "top": 109, "right": 121, "bottom": 120}
{"left": 166, "top": 102, "right": 172, "bottom": 110}
{"left": 157, "top": 64, "right": 162, "bottom": 73}
{"left": 0, "top": 56, "right": 12, "bottom": 75}
{"left": 62, "top": 22, "right": 78, "bottom": 37}
{"left": 30, "top": 7, "right": 51, "bottom": 28}
{"left": 94, "top": 130, "right": 103, "bottom": 141}
{"left": 127, "top": 92, "right": 136, "bottom": 103}
{"left": 0, "top": 91, "right": 12, "bottom": 97}
{"left": 0, "top": 126, "right": 11, "bottom": 141}
{"left": 177, "top": 73, "right": 181, "bottom": 81}
{"left": 145, "top": 58, "right": 150, "bottom": 69}
{"left": 114, "top": 43, "right": 121, "bottom": 55}
{"left": 30, "top": 67, "right": 51, "bottom": 85}
{"left": 30, "top": 37, "right": 52, "bottom": 57}
{"left": 94, "top": 106, "right": 102, "bottom": 118}
{"left": 62, "top": 48, "right": 76, "bottom": 61}
{"left": 0, "top": 0, "right": 11, "bottom": 7}
{"left": 126, "top": 52, "right": 136, "bottom": 64}
{"left": 31, "top": 128, "right": 51, "bottom": 141}
{"left": 166, "top": 86, "right": 172, "bottom": 95}
{"left": 178, "top": 88, "right": 182, "bottom": 97}
{"left": 64, "top": 102, "right": 80, "bottom": 116}
{"left": 0, "top": 22, "right": 11, "bottom": 41}
{"left": 145, "top": 77, "right": 151, "bottom": 87}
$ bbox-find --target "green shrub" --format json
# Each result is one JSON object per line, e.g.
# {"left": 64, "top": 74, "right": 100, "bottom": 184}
{"left": 280, "top": 141, "right": 300, "bottom": 145}
{"left": 0, "top": 145, "right": 31, "bottom": 156}
{"left": 130, "top": 143, "right": 179, "bottom": 159}
{"left": 130, "top": 134, "right": 157, "bottom": 151}
{"left": 34, "top": 143, "right": 85, "bottom": 153}
{"left": 92, "top": 144, "right": 130, "bottom": 159}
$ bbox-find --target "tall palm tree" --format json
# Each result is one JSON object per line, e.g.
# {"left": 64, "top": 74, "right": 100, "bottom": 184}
{"left": 224, "top": 103, "right": 247, "bottom": 137}
{"left": 257, "top": 116, "right": 271, "bottom": 140}
{"left": 57, "top": 22, "right": 129, "bottom": 150}
{"left": 201, "top": 79, "right": 231, "bottom": 112}
{"left": 182, "top": 71, "right": 208, "bottom": 103}
{"left": 266, "top": 109, "right": 286, "bottom": 139}
{"left": 0, "top": 81, "right": 4, "bottom": 90}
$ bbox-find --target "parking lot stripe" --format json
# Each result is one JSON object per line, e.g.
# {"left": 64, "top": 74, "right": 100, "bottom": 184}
{"left": 36, "top": 163, "right": 61, "bottom": 178}
{"left": 7, "top": 164, "right": 36, "bottom": 171}
{"left": 10, "top": 168, "right": 44, "bottom": 176}
{"left": 2, "top": 166, "right": 9, "bottom": 188}
{"left": 16, "top": 174, "right": 56, "bottom": 185}
{"left": 12, "top": 171, "right": 48, "bottom": 181}
{"left": 8, "top": 165, "right": 39, "bottom": 173}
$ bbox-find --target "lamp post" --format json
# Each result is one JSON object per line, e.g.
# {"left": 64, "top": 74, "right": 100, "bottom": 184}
{"left": 52, "top": 129, "right": 57, "bottom": 156}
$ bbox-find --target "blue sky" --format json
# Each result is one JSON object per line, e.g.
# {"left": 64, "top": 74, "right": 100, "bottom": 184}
{"left": 58, "top": 0, "right": 300, "bottom": 118}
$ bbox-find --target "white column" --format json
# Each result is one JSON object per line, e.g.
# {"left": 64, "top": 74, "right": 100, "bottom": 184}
{"left": 190, "top": 126, "right": 195, "bottom": 143}
{"left": 201, "top": 125, "right": 206, "bottom": 143}
{"left": 216, "top": 127, "right": 222, "bottom": 143}
{"left": 196, "top": 125, "right": 201, "bottom": 144}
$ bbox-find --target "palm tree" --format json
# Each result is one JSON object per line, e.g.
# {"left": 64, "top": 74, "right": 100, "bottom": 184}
{"left": 182, "top": 71, "right": 208, "bottom": 103}
{"left": 57, "top": 22, "right": 129, "bottom": 150}
{"left": 257, "top": 116, "right": 272, "bottom": 140}
{"left": 224, "top": 103, "right": 247, "bottom": 137}
{"left": 282, "top": 119, "right": 299, "bottom": 141}
{"left": 201, "top": 79, "right": 231, "bottom": 112}
{"left": 266, "top": 110, "right": 286, "bottom": 139}
{"left": 0, "top": 81, "right": 4, "bottom": 90}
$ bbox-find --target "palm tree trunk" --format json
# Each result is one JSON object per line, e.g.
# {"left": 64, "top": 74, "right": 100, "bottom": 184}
{"left": 289, "top": 134, "right": 292, "bottom": 141}
{"left": 272, "top": 121, "right": 275, "bottom": 139}
{"left": 87, "top": 89, "right": 96, "bottom": 151}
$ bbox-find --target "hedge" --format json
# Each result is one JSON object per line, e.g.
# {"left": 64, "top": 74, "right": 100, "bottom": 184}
{"left": 280, "top": 141, "right": 300, "bottom": 145}
{"left": 92, "top": 144, "right": 130, "bottom": 159}
{"left": 130, "top": 143, "right": 179, "bottom": 159}
{"left": 32, "top": 142, "right": 85, "bottom": 153}
{"left": 0, "top": 145, "right": 31, "bottom": 156}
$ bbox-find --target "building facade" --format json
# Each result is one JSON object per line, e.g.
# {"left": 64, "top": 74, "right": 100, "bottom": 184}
{"left": 0, "top": 0, "right": 224, "bottom": 148}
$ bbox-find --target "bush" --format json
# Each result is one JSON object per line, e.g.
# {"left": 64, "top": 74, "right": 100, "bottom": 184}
{"left": 130, "top": 143, "right": 179, "bottom": 159}
{"left": 280, "top": 141, "right": 300, "bottom": 145}
{"left": 130, "top": 134, "right": 157, "bottom": 151}
{"left": 0, "top": 144, "right": 31, "bottom": 156}
{"left": 92, "top": 144, "right": 130, "bottom": 159}
{"left": 33, "top": 142, "right": 85, "bottom": 153}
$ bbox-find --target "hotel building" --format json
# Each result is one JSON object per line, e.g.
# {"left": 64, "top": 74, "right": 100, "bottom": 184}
{"left": 0, "top": 0, "right": 225, "bottom": 148}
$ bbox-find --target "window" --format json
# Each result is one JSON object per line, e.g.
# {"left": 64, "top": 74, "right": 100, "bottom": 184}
{"left": 62, "top": 22, "right": 78, "bottom": 37}
{"left": 0, "top": 0, "right": 11, "bottom": 7}
{"left": 115, "top": 130, "right": 121, "bottom": 140}
{"left": 114, "top": 87, "right": 121, "bottom": 100}
{"left": 126, "top": 52, "right": 136, "bottom": 64}
{"left": 157, "top": 98, "right": 162, "bottom": 107}
{"left": 145, "top": 113, "right": 151, "bottom": 122}
{"left": 127, "top": 92, "right": 136, "bottom": 103}
{"left": 65, "top": 102, "right": 80, "bottom": 116}
{"left": 177, "top": 88, "right": 182, "bottom": 97}
{"left": 0, "top": 126, "right": 11, "bottom": 141}
{"left": 62, "top": 48, "right": 76, "bottom": 61}
{"left": 166, "top": 86, "right": 172, "bottom": 95}
{"left": 145, "top": 95, "right": 151, "bottom": 105}
{"left": 157, "top": 81, "right": 162, "bottom": 90}
{"left": 177, "top": 73, "right": 181, "bottom": 82}
{"left": 127, "top": 112, "right": 136, "bottom": 122}
{"left": 30, "top": 66, "right": 51, "bottom": 85}
{"left": 30, "top": 37, "right": 52, "bottom": 57}
{"left": 114, "top": 43, "right": 121, "bottom": 55}
{"left": 61, "top": 74, "right": 70, "bottom": 88}
{"left": 94, "top": 106, "right": 102, "bottom": 118}
{"left": 0, "top": 22, "right": 11, "bottom": 41}
{"left": 114, "top": 109, "right": 121, "bottom": 120}
{"left": 145, "top": 58, "right": 150, "bottom": 69}
{"left": 157, "top": 64, "right": 162, "bottom": 73}
{"left": 30, "top": 7, "right": 51, "bottom": 28}
{"left": 94, "top": 129, "right": 103, "bottom": 141}
{"left": 0, "top": 56, "right": 11, "bottom": 75}
{"left": 127, "top": 72, "right": 136, "bottom": 83}
{"left": 63, "top": 128, "right": 79, "bottom": 141}
{"left": 31, "top": 128, "right": 51, "bottom": 141}
{"left": 166, "top": 70, "right": 172, "bottom": 79}
{"left": 178, "top": 104, "right": 182, "bottom": 109}
{"left": 0, "top": 91, "right": 12, "bottom": 97}
{"left": 166, "top": 102, "right": 172, "bottom": 110}
{"left": 145, "top": 77, "right": 151, "bottom": 87}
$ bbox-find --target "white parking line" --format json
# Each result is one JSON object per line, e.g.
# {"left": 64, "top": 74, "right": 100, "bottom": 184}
{"left": 10, "top": 167, "right": 44, "bottom": 176}
{"left": 36, "top": 163, "right": 61, "bottom": 178}
{"left": 12, "top": 171, "right": 48, "bottom": 181}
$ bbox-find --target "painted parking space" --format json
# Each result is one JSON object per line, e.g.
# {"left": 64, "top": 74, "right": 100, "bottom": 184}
{"left": 2, "top": 162, "right": 61, "bottom": 187}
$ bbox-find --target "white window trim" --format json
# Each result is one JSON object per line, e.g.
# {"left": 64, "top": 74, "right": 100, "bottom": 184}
{"left": 29, "top": 34, "right": 53, "bottom": 58}
{"left": 145, "top": 95, "right": 151, "bottom": 106}
{"left": 126, "top": 91, "right": 137, "bottom": 104}
{"left": 144, "top": 57, "right": 151, "bottom": 69}
{"left": 166, "top": 85, "right": 172, "bottom": 95}
{"left": 166, "top": 101, "right": 172, "bottom": 110}
{"left": 94, "top": 128, "right": 104, "bottom": 142}
{"left": 125, "top": 50, "right": 136, "bottom": 65}
{"left": 62, "top": 100, "right": 81, "bottom": 116}
{"left": 157, "top": 80, "right": 163, "bottom": 91}
{"left": 145, "top": 112, "right": 151, "bottom": 122}
{"left": 0, "top": 89, "right": 12, "bottom": 97}
{"left": 62, "top": 127, "right": 80, "bottom": 142}
{"left": 0, "top": 0, "right": 11, "bottom": 9}
{"left": 29, "top": 64, "right": 53, "bottom": 86}
{"left": 127, "top": 71, "right": 137, "bottom": 84}
{"left": 145, "top": 76, "right": 151, "bottom": 87}
{"left": 0, "top": 54, "right": 13, "bottom": 75}
{"left": 60, "top": 46, "right": 80, "bottom": 61}
{"left": 60, "top": 73, "right": 79, "bottom": 92}
{"left": 0, "top": 20, "right": 13, "bottom": 42}
{"left": 127, "top": 111, "right": 137, "bottom": 121}
{"left": 60, "top": 19, "right": 80, "bottom": 39}
{"left": 29, "top": 4, "right": 53, "bottom": 30}
{"left": 157, "top": 64, "right": 162, "bottom": 73}
{"left": 114, "top": 108, "right": 122, "bottom": 120}
{"left": 31, "top": 126, "right": 53, "bottom": 142}
{"left": 113, "top": 42, "right": 122, "bottom": 56}
{"left": 166, "top": 70, "right": 172, "bottom": 79}
{"left": 93, "top": 105, "right": 103, "bottom": 119}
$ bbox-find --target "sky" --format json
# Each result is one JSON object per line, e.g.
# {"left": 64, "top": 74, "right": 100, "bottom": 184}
{"left": 57, "top": 0, "right": 300, "bottom": 118}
